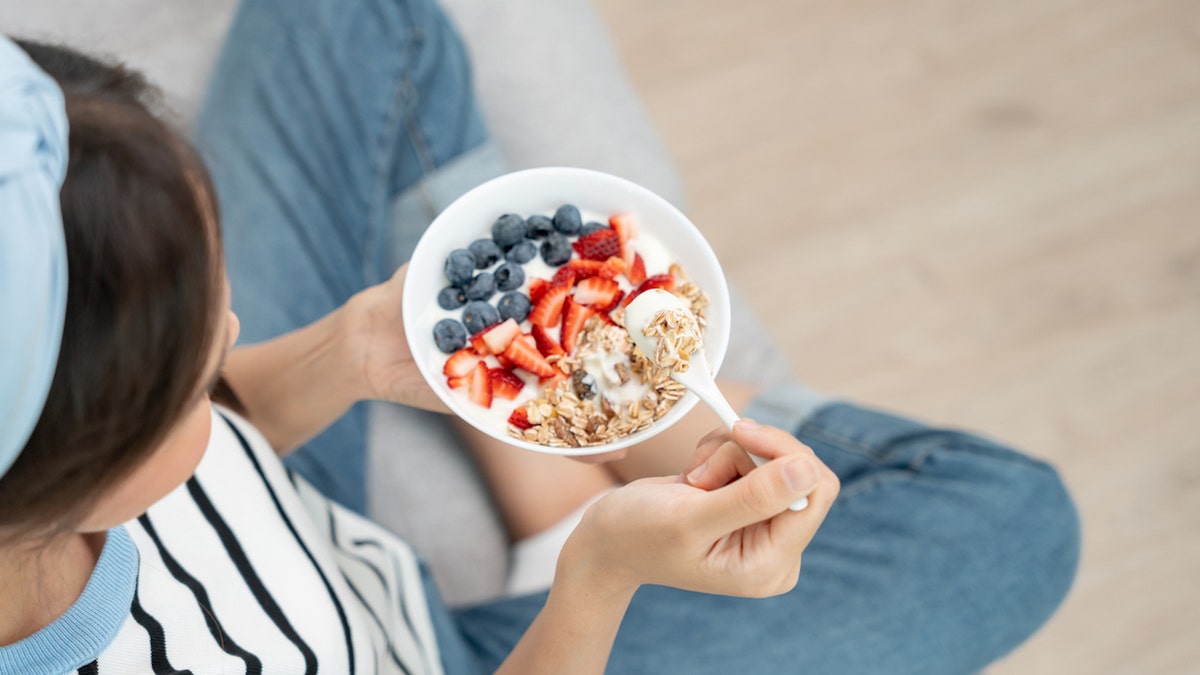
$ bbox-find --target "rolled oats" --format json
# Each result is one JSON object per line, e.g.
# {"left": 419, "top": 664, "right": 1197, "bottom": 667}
{"left": 507, "top": 274, "right": 711, "bottom": 448}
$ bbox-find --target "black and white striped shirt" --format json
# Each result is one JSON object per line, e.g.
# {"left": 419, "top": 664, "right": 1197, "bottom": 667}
{"left": 0, "top": 408, "right": 445, "bottom": 675}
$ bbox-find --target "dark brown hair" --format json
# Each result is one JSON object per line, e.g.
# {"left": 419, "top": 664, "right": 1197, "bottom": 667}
{"left": 0, "top": 41, "right": 226, "bottom": 541}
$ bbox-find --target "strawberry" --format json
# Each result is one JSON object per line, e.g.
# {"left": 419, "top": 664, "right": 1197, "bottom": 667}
{"left": 470, "top": 333, "right": 489, "bottom": 355}
{"left": 609, "top": 213, "right": 637, "bottom": 241}
{"left": 551, "top": 266, "right": 576, "bottom": 288}
{"left": 446, "top": 375, "right": 466, "bottom": 389}
{"left": 624, "top": 273, "right": 677, "bottom": 306}
{"left": 627, "top": 253, "right": 647, "bottom": 285}
{"left": 572, "top": 228, "right": 621, "bottom": 261}
{"left": 467, "top": 361, "right": 492, "bottom": 408}
{"left": 528, "top": 284, "right": 569, "bottom": 327}
{"left": 443, "top": 348, "right": 480, "bottom": 377}
{"left": 529, "top": 278, "right": 551, "bottom": 303}
{"left": 489, "top": 368, "right": 525, "bottom": 400}
{"left": 599, "top": 256, "right": 626, "bottom": 280}
{"left": 573, "top": 277, "right": 620, "bottom": 308}
{"left": 599, "top": 289, "right": 625, "bottom": 313}
{"left": 610, "top": 213, "right": 637, "bottom": 266}
{"left": 481, "top": 318, "right": 521, "bottom": 354}
{"left": 568, "top": 259, "right": 605, "bottom": 280}
{"left": 522, "top": 334, "right": 537, "bottom": 349}
{"left": 560, "top": 298, "right": 595, "bottom": 354}
{"left": 502, "top": 337, "right": 557, "bottom": 377}
{"left": 531, "top": 324, "right": 565, "bottom": 357}
{"left": 495, "top": 353, "right": 515, "bottom": 370}
{"left": 508, "top": 407, "right": 533, "bottom": 431}
{"left": 540, "top": 366, "right": 568, "bottom": 389}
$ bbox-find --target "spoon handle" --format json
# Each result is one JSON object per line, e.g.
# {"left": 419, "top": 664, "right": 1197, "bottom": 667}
{"left": 685, "top": 377, "right": 808, "bottom": 512}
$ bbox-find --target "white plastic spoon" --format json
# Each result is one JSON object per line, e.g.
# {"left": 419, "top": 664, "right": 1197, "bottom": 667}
{"left": 623, "top": 290, "right": 808, "bottom": 511}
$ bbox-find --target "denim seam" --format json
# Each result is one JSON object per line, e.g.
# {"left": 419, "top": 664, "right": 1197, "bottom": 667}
{"left": 364, "top": 3, "right": 431, "bottom": 286}
{"left": 797, "top": 420, "right": 891, "bottom": 463}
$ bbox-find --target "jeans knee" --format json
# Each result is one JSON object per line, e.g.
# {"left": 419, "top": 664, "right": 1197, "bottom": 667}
{"left": 1020, "top": 460, "right": 1081, "bottom": 609}
{"left": 967, "top": 444, "right": 1081, "bottom": 651}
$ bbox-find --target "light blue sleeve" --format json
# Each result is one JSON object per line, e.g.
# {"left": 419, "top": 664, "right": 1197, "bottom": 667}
{"left": 0, "top": 36, "right": 69, "bottom": 478}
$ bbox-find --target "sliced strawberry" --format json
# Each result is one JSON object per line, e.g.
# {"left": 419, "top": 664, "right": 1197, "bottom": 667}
{"left": 489, "top": 368, "right": 525, "bottom": 400}
{"left": 495, "top": 353, "right": 515, "bottom": 370}
{"left": 528, "top": 284, "right": 569, "bottom": 327}
{"left": 551, "top": 266, "right": 576, "bottom": 288}
{"left": 531, "top": 324, "right": 565, "bottom": 357}
{"left": 522, "top": 333, "right": 537, "bottom": 349}
{"left": 443, "top": 348, "right": 481, "bottom": 377}
{"left": 624, "top": 273, "right": 677, "bottom": 306}
{"left": 447, "top": 375, "right": 466, "bottom": 389}
{"left": 599, "top": 289, "right": 625, "bottom": 313}
{"left": 627, "top": 253, "right": 647, "bottom": 285}
{"left": 573, "top": 277, "right": 620, "bottom": 308}
{"left": 529, "top": 278, "right": 551, "bottom": 303}
{"left": 560, "top": 298, "right": 595, "bottom": 354}
{"left": 467, "top": 361, "right": 492, "bottom": 408}
{"left": 540, "top": 366, "right": 569, "bottom": 389}
{"left": 481, "top": 318, "right": 521, "bottom": 354}
{"left": 610, "top": 214, "right": 637, "bottom": 266}
{"left": 598, "top": 312, "right": 620, "bottom": 327}
{"left": 508, "top": 407, "right": 533, "bottom": 431}
{"left": 568, "top": 259, "right": 605, "bottom": 280}
{"left": 470, "top": 333, "right": 489, "bottom": 355}
{"left": 572, "top": 228, "right": 621, "bottom": 261}
{"left": 600, "top": 256, "right": 626, "bottom": 280}
{"left": 502, "top": 337, "right": 557, "bottom": 377}
{"left": 609, "top": 213, "right": 637, "bottom": 241}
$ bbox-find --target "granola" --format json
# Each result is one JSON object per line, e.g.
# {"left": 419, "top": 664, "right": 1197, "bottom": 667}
{"left": 507, "top": 284, "right": 706, "bottom": 447}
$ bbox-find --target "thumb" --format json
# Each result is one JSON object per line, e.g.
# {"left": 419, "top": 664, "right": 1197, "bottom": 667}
{"left": 696, "top": 454, "right": 821, "bottom": 533}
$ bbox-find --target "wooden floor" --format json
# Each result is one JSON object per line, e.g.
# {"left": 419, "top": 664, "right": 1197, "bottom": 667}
{"left": 594, "top": 0, "right": 1200, "bottom": 672}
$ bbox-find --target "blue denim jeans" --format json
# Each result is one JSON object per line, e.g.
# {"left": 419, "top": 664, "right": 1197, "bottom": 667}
{"left": 195, "top": 0, "right": 1081, "bottom": 672}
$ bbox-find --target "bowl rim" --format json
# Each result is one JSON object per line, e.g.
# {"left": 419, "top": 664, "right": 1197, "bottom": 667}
{"left": 402, "top": 166, "right": 731, "bottom": 456}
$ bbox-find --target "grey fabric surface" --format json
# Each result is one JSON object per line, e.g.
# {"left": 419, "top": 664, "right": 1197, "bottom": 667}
{"left": 1, "top": 0, "right": 794, "bottom": 607}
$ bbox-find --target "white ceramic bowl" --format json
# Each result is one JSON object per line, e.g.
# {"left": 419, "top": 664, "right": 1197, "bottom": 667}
{"left": 402, "top": 167, "right": 731, "bottom": 456}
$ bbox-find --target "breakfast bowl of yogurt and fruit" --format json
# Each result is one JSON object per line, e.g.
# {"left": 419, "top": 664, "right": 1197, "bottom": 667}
{"left": 402, "top": 167, "right": 731, "bottom": 456}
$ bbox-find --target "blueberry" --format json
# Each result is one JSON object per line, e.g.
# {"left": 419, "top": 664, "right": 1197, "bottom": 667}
{"left": 462, "top": 301, "right": 500, "bottom": 335}
{"left": 464, "top": 272, "right": 496, "bottom": 301}
{"left": 580, "top": 221, "right": 606, "bottom": 235}
{"left": 497, "top": 292, "right": 531, "bottom": 322}
{"left": 505, "top": 240, "right": 537, "bottom": 264}
{"left": 444, "top": 249, "right": 476, "bottom": 286}
{"left": 541, "top": 232, "right": 572, "bottom": 266}
{"left": 491, "top": 213, "right": 527, "bottom": 249}
{"left": 494, "top": 261, "right": 526, "bottom": 292}
{"left": 468, "top": 238, "right": 502, "bottom": 269}
{"left": 553, "top": 204, "right": 583, "bottom": 235}
{"left": 525, "top": 214, "right": 554, "bottom": 239}
{"left": 437, "top": 285, "right": 467, "bottom": 310}
{"left": 433, "top": 319, "right": 468, "bottom": 354}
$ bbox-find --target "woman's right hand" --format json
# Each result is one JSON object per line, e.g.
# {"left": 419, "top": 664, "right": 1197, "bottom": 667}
{"left": 560, "top": 419, "right": 839, "bottom": 599}
{"left": 496, "top": 420, "right": 838, "bottom": 674}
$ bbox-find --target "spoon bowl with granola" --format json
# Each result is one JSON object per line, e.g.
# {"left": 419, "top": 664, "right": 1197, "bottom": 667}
{"left": 623, "top": 289, "right": 808, "bottom": 511}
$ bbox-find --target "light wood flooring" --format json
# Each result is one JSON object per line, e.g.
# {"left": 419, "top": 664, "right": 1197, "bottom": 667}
{"left": 594, "top": 0, "right": 1200, "bottom": 672}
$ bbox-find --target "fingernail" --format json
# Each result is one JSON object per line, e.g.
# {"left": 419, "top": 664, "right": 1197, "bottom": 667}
{"left": 734, "top": 418, "right": 759, "bottom": 431}
{"left": 686, "top": 462, "right": 708, "bottom": 484}
{"left": 783, "top": 458, "right": 819, "bottom": 493}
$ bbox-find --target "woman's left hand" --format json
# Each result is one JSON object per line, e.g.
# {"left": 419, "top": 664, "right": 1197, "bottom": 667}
{"left": 343, "top": 264, "right": 448, "bottom": 413}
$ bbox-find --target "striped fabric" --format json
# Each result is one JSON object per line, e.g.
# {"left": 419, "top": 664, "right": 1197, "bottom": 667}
{"left": 72, "top": 408, "right": 444, "bottom": 675}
